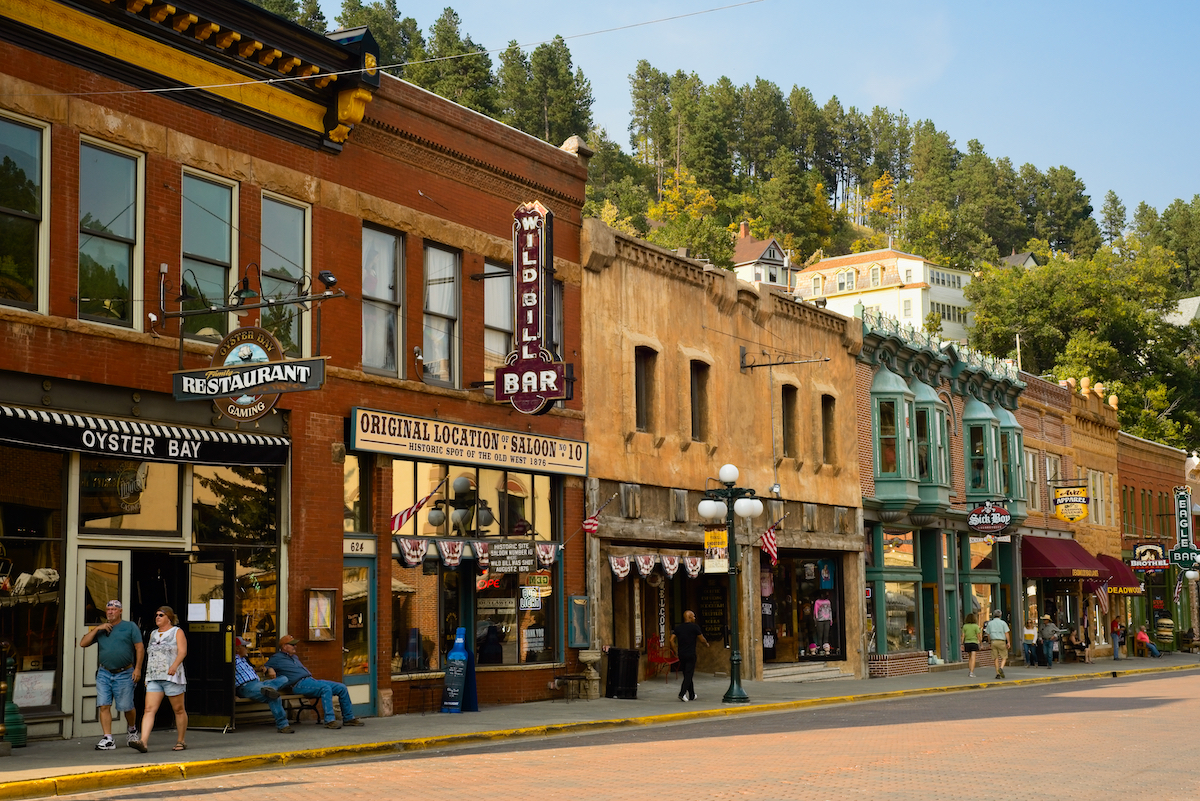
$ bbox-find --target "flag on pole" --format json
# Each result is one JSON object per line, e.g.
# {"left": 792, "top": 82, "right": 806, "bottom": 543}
{"left": 1174, "top": 571, "right": 1186, "bottom": 605}
{"left": 761, "top": 521, "right": 779, "bottom": 566}
{"left": 391, "top": 476, "right": 448, "bottom": 532}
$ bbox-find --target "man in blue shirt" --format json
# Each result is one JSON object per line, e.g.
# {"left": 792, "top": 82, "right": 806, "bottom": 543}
{"left": 79, "top": 600, "right": 143, "bottom": 751}
{"left": 234, "top": 638, "right": 293, "bottom": 733}
{"left": 265, "top": 634, "right": 364, "bottom": 729}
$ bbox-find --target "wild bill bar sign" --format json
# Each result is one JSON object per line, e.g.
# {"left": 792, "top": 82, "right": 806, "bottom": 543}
{"left": 172, "top": 326, "right": 326, "bottom": 422}
{"left": 494, "top": 201, "right": 572, "bottom": 415}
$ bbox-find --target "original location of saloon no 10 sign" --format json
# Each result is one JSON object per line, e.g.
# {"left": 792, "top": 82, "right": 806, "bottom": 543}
{"left": 495, "top": 201, "right": 572, "bottom": 415}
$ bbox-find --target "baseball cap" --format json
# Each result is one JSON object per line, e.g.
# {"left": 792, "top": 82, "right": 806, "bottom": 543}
{"left": 106, "top": 600, "right": 122, "bottom": 609}
{"left": 278, "top": 634, "right": 297, "bottom": 647}
{"left": 235, "top": 636, "right": 245, "bottom": 647}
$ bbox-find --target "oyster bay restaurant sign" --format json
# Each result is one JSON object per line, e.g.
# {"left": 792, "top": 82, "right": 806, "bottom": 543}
{"left": 494, "top": 201, "right": 573, "bottom": 415}
{"left": 172, "top": 327, "right": 326, "bottom": 422}
{"left": 350, "top": 408, "right": 588, "bottom": 477}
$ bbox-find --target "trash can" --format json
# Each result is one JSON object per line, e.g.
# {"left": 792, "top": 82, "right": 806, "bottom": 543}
{"left": 605, "top": 647, "right": 639, "bottom": 699}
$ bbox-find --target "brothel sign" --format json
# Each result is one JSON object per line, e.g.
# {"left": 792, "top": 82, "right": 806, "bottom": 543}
{"left": 495, "top": 201, "right": 572, "bottom": 415}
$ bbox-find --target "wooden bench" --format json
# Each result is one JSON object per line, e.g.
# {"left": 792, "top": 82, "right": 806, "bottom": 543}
{"left": 233, "top": 693, "right": 322, "bottom": 729}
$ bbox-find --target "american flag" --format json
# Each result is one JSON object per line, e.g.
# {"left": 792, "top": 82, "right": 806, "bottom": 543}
{"left": 391, "top": 476, "right": 448, "bottom": 533}
{"left": 761, "top": 520, "right": 780, "bottom": 566}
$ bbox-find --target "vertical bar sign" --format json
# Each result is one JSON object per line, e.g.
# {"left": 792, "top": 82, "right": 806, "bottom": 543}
{"left": 1175, "top": 485, "right": 1192, "bottom": 549}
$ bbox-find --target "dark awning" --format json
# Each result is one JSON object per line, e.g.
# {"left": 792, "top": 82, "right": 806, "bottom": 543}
{"left": 1021, "top": 536, "right": 1112, "bottom": 580}
{"left": 0, "top": 404, "right": 289, "bottom": 466}
{"left": 1096, "top": 554, "right": 1143, "bottom": 594}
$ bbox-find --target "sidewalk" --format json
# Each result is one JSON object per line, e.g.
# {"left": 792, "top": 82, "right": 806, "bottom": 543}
{"left": 2, "top": 653, "right": 1196, "bottom": 800}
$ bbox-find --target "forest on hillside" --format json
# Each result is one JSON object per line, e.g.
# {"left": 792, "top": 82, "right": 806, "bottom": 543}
{"left": 251, "top": 0, "right": 1200, "bottom": 453}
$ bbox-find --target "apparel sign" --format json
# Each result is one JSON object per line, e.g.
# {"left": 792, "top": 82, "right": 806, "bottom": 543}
{"left": 967, "top": 501, "right": 1011, "bottom": 533}
{"left": 1053, "top": 485, "right": 1089, "bottom": 523}
{"left": 494, "top": 201, "right": 571, "bottom": 415}
{"left": 172, "top": 326, "right": 326, "bottom": 422}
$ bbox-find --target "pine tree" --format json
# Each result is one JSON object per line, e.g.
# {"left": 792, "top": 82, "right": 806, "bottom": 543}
{"left": 1101, "top": 190, "right": 1127, "bottom": 244}
{"left": 297, "top": 0, "right": 327, "bottom": 33}
{"left": 336, "top": 0, "right": 423, "bottom": 76}
{"left": 527, "top": 36, "right": 592, "bottom": 145}
{"left": 405, "top": 8, "right": 496, "bottom": 116}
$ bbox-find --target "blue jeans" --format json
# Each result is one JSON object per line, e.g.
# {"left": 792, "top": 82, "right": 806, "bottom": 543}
{"left": 1023, "top": 642, "right": 1037, "bottom": 665}
{"left": 237, "top": 676, "right": 291, "bottom": 729}
{"left": 1144, "top": 641, "right": 1161, "bottom": 657}
{"left": 292, "top": 676, "right": 356, "bottom": 722}
{"left": 1043, "top": 640, "right": 1055, "bottom": 667}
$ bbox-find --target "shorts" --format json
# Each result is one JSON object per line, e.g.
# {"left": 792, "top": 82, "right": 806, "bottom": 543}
{"left": 990, "top": 641, "right": 1009, "bottom": 660}
{"left": 146, "top": 679, "right": 186, "bottom": 697}
{"left": 96, "top": 667, "right": 135, "bottom": 712}
{"left": 963, "top": 642, "right": 980, "bottom": 653}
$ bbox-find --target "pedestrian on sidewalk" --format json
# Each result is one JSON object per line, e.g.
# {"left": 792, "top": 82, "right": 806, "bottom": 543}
{"left": 984, "top": 609, "right": 1010, "bottom": 679}
{"left": 961, "top": 613, "right": 981, "bottom": 678}
{"left": 266, "top": 634, "right": 364, "bottom": 728}
{"left": 1111, "top": 619, "right": 1125, "bottom": 660}
{"left": 234, "top": 637, "right": 293, "bottom": 733}
{"left": 78, "top": 599, "right": 143, "bottom": 751}
{"left": 131, "top": 606, "right": 187, "bottom": 753}
{"left": 1039, "top": 615, "right": 1059, "bottom": 668}
{"left": 669, "top": 610, "right": 708, "bottom": 702}
{"left": 1022, "top": 617, "right": 1039, "bottom": 667}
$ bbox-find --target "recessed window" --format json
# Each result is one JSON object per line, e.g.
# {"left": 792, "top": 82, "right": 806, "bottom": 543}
{"left": 1026, "top": 451, "right": 1040, "bottom": 511}
{"left": 483, "top": 261, "right": 513, "bottom": 387}
{"left": 181, "top": 172, "right": 235, "bottom": 341}
{"left": 903, "top": 299, "right": 912, "bottom": 318}
{"left": 362, "top": 226, "right": 402, "bottom": 374}
{"left": 78, "top": 142, "right": 139, "bottom": 327}
{"left": 423, "top": 243, "right": 460, "bottom": 386}
{"left": 0, "top": 113, "right": 45, "bottom": 311}
{"left": 689, "top": 360, "right": 709, "bottom": 441}
{"left": 634, "top": 346, "right": 656, "bottom": 432}
{"left": 915, "top": 408, "right": 930, "bottom": 481}
{"left": 782, "top": 385, "right": 798, "bottom": 458}
{"left": 811, "top": 275, "right": 822, "bottom": 295}
{"left": 870, "top": 265, "right": 880, "bottom": 287}
{"left": 878, "top": 400, "right": 898, "bottom": 474}
{"left": 821, "top": 394, "right": 836, "bottom": 465}
{"left": 968, "top": 425, "right": 986, "bottom": 490}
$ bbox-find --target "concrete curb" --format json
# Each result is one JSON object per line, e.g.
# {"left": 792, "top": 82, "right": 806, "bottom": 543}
{"left": 2, "top": 662, "right": 1195, "bottom": 801}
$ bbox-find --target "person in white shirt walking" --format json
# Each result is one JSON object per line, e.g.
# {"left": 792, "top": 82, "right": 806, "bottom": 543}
{"left": 984, "top": 609, "right": 1011, "bottom": 679}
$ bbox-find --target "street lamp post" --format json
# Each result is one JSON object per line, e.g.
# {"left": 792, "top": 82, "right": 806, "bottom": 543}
{"left": 698, "top": 464, "right": 763, "bottom": 704}
{"left": 427, "top": 476, "right": 495, "bottom": 534}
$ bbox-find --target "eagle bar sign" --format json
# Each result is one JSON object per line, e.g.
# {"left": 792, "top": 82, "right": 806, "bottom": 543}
{"left": 494, "top": 201, "right": 571, "bottom": 415}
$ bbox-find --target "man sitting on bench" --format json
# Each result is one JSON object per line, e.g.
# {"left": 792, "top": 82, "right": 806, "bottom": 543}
{"left": 234, "top": 637, "right": 293, "bottom": 733}
{"left": 266, "top": 634, "right": 364, "bottom": 729}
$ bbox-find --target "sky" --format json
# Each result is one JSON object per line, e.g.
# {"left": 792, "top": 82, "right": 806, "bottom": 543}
{"left": 319, "top": 0, "right": 1200, "bottom": 216}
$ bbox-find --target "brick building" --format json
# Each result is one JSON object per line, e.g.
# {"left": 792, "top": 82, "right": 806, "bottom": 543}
{"left": 0, "top": 0, "right": 588, "bottom": 740}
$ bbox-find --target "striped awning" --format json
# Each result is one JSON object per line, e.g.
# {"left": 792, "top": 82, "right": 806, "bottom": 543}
{"left": 0, "top": 404, "right": 289, "bottom": 466}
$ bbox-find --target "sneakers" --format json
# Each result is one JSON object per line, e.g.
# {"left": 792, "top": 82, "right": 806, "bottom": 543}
{"left": 678, "top": 695, "right": 688, "bottom": 702}
{"left": 968, "top": 672, "right": 975, "bottom": 678}
{"left": 261, "top": 686, "right": 281, "bottom": 700}
{"left": 126, "top": 726, "right": 140, "bottom": 745}
{"left": 324, "top": 720, "right": 342, "bottom": 729}
{"left": 689, "top": 695, "right": 697, "bottom": 701}
{"left": 343, "top": 717, "right": 364, "bottom": 727}
{"left": 95, "top": 735, "right": 115, "bottom": 751}
{"left": 277, "top": 725, "right": 295, "bottom": 734}
{"left": 998, "top": 669, "right": 1006, "bottom": 678}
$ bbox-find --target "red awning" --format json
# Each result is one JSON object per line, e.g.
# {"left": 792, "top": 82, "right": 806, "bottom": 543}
{"left": 1021, "top": 536, "right": 1112, "bottom": 580}
{"left": 1096, "top": 554, "right": 1143, "bottom": 594}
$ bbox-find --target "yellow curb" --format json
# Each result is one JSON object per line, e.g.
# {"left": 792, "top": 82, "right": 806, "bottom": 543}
{"left": 1, "top": 661, "right": 1194, "bottom": 801}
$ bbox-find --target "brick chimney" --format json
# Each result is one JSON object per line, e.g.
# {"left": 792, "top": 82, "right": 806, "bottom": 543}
{"left": 739, "top": 220, "right": 750, "bottom": 239}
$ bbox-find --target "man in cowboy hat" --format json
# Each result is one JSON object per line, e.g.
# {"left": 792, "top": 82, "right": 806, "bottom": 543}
{"left": 1038, "top": 614, "right": 1060, "bottom": 669}
{"left": 265, "top": 635, "right": 364, "bottom": 729}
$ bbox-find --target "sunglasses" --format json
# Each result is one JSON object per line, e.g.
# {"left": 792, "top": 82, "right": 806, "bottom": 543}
{"left": 155, "top": 612, "right": 166, "bottom": 617}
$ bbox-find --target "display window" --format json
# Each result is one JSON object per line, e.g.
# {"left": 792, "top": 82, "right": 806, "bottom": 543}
{"left": 760, "top": 551, "right": 844, "bottom": 661}
{"left": 885, "top": 581, "right": 919, "bottom": 652}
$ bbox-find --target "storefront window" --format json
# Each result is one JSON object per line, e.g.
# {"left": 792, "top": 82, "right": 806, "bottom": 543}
{"left": 234, "top": 548, "right": 279, "bottom": 657}
{"left": 391, "top": 555, "right": 440, "bottom": 674}
{"left": 193, "top": 466, "right": 278, "bottom": 545}
{"left": 343, "top": 454, "right": 365, "bottom": 533}
{"left": 343, "top": 565, "right": 370, "bottom": 676}
{"left": 0, "top": 446, "right": 64, "bottom": 699}
{"left": 79, "top": 457, "right": 178, "bottom": 534}
{"left": 972, "top": 583, "right": 993, "bottom": 621}
{"left": 970, "top": 540, "right": 994, "bottom": 570}
{"left": 884, "top": 582, "right": 919, "bottom": 652}
{"left": 882, "top": 530, "right": 915, "bottom": 567}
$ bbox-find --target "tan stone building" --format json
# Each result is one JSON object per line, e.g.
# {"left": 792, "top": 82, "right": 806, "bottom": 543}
{"left": 579, "top": 220, "right": 867, "bottom": 683}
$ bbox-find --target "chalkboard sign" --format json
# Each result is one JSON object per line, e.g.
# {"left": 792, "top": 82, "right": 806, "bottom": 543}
{"left": 441, "top": 627, "right": 469, "bottom": 712}
{"left": 699, "top": 577, "right": 725, "bottom": 641}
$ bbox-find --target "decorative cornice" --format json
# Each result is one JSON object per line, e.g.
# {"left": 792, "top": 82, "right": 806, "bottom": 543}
{"left": 358, "top": 117, "right": 584, "bottom": 211}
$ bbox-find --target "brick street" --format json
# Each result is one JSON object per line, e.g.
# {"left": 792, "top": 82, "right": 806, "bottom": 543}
{"left": 56, "top": 672, "right": 1200, "bottom": 801}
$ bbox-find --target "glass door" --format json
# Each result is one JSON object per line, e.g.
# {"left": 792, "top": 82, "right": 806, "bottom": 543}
{"left": 342, "top": 559, "right": 376, "bottom": 717}
{"left": 74, "top": 550, "right": 130, "bottom": 739}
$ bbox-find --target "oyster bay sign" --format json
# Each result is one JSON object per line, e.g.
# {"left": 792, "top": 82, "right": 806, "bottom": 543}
{"left": 494, "top": 201, "right": 572, "bottom": 415}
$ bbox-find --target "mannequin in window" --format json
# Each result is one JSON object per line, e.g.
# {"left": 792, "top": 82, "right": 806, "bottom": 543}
{"left": 814, "top": 592, "right": 834, "bottom": 655}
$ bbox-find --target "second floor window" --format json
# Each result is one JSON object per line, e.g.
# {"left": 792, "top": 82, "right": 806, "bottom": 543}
{"left": 78, "top": 142, "right": 138, "bottom": 327}
{"left": 811, "top": 276, "right": 822, "bottom": 295}
{"left": 1026, "top": 451, "right": 1040, "bottom": 511}
{"left": 181, "top": 172, "right": 234, "bottom": 341}
{"left": 483, "top": 261, "right": 513, "bottom": 387}
{"left": 634, "top": 346, "right": 656, "bottom": 432}
{"left": 362, "top": 226, "right": 402, "bottom": 374}
{"left": 782, "top": 385, "right": 798, "bottom": 458}
{"left": 821, "top": 394, "right": 836, "bottom": 465}
{"left": 689, "top": 360, "right": 709, "bottom": 441}
{"left": 423, "top": 244, "right": 459, "bottom": 386}
{"left": 0, "top": 114, "right": 45, "bottom": 311}
{"left": 968, "top": 425, "right": 986, "bottom": 491}
{"left": 260, "top": 195, "right": 307, "bottom": 356}
{"left": 878, "top": 400, "right": 898, "bottom": 474}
